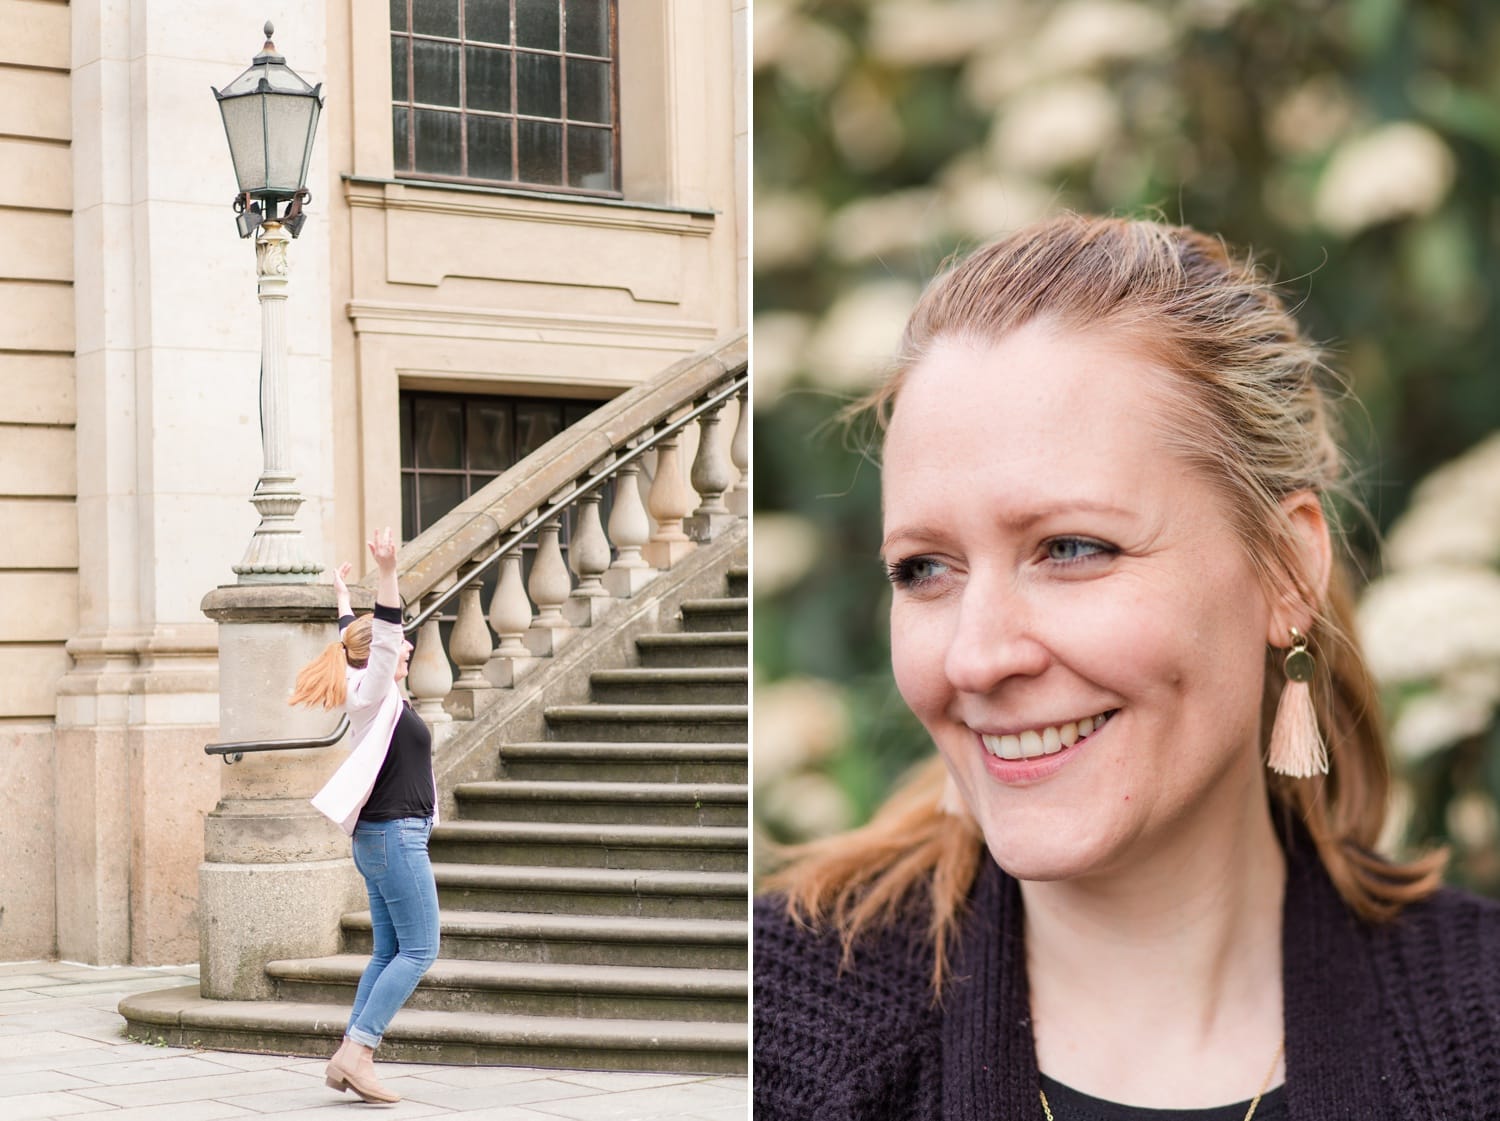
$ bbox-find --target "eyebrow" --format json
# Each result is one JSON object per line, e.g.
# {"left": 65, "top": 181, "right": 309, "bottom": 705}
{"left": 881, "top": 498, "right": 1136, "bottom": 554}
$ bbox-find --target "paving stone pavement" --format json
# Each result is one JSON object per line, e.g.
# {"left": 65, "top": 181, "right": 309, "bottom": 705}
{"left": 0, "top": 961, "right": 747, "bottom": 1121}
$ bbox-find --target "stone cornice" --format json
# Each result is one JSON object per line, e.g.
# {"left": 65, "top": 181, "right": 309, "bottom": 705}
{"left": 343, "top": 176, "right": 717, "bottom": 237}
{"left": 344, "top": 299, "right": 717, "bottom": 344}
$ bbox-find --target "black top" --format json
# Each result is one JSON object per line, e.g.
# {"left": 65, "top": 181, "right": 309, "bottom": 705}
{"left": 1038, "top": 1076, "right": 1287, "bottom": 1121}
{"left": 753, "top": 822, "right": 1500, "bottom": 1120}
{"left": 358, "top": 700, "right": 434, "bottom": 821}
{"left": 340, "top": 605, "right": 434, "bottom": 823}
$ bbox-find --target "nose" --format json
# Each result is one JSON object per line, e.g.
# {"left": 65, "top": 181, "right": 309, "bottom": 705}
{"left": 942, "top": 569, "right": 1050, "bottom": 696}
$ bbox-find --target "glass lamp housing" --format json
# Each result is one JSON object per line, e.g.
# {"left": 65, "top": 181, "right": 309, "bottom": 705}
{"left": 213, "top": 24, "right": 324, "bottom": 205}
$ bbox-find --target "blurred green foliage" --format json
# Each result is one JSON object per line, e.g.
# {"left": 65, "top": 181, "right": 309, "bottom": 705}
{"left": 752, "top": 0, "right": 1500, "bottom": 889}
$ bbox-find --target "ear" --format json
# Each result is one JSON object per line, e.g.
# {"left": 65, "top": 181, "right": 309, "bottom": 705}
{"left": 1266, "top": 490, "right": 1332, "bottom": 646}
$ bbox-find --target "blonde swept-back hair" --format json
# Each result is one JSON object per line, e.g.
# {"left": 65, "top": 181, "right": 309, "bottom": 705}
{"left": 765, "top": 213, "right": 1446, "bottom": 989}
{"left": 288, "top": 614, "right": 373, "bottom": 710}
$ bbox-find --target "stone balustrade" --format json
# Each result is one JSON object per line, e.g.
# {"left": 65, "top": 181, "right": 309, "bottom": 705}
{"left": 380, "top": 334, "right": 749, "bottom": 728}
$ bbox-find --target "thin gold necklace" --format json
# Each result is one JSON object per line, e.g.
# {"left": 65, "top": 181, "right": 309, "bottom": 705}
{"left": 1038, "top": 1038, "right": 1285, "bottom": 1121}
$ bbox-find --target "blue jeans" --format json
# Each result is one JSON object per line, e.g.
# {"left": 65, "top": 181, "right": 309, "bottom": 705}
{"left": 346, "top": 816, "right": 440, "bottom": 1048}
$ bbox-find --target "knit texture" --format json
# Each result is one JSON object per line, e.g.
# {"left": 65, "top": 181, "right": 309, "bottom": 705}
{"left": 753, "top": 834, "right": 1500, "bottom": 1120}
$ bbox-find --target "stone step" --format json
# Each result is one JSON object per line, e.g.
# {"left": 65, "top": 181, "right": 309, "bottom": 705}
{"left": 341, "top": 909, "right": 748, "bottom": 969}
{"left": 119, "top": 985, "right": 747, "bottom": 1074}
{"left": 589, "top": 666, "right": 747, "bottom": 705}
{"left": 453, "top": 780, "right": 747, "bottom": 827}
{"left": 431, "top": 863, "right": 748, "bottom": 920}
{"left": 679, "top": 597, "right": 747, "bottom": 633}
{"left": 636, "top": 631, "right": 746, "bottom": 669}
{"left": 543, "top": 703, "right": 746, "bottom": 744}
{"left": 267, "top": 955, "right": 746, "bottom": 1023}
{"left": 726, "top": 564, "right": 747, "bottom": 598}
{"left": 429, "top": 820, "right": 748, "bottom": 872}
{"left": 496, "top": 740, "right": 747, "bottom": 784}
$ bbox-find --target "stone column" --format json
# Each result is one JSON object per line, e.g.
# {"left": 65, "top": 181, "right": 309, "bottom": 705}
{"left": 197, "top": 583, "right": 363, "bottom": 1000}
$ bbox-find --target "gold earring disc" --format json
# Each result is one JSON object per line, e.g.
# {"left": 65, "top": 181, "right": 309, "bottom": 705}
{"left": 1284, "top": 646, "right": 1314, "bottom": 683}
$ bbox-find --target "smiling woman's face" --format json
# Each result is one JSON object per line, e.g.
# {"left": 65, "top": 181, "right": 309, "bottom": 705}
{"left": 882, "top": 320, "right": 1280, "bottom": 883}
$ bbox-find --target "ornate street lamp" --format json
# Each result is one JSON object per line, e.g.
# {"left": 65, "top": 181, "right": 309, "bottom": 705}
{"left": 212, "top": 23, "right": 324, "bottom": 584}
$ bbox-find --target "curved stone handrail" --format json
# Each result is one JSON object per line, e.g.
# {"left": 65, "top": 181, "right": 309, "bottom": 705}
{"left": 389, "top": 333, "right": 747, "bottom": 608}
{"left": 361, "top": 331, "right": 749, "bottom": 726}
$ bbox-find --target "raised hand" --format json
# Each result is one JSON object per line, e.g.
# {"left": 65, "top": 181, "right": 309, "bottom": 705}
{"left": 330, "top": 561, "right": 353, "bottom": 598}
{"left": 368, "top": 526, "right": 398, "bottom": 574}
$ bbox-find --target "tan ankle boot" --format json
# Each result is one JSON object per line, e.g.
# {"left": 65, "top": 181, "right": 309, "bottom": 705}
{"left": 324, "top": 1036, "right": 356, "bottom": 1092}
{"left": 327, "top": 1043, "right": 401, "bottom": 1104}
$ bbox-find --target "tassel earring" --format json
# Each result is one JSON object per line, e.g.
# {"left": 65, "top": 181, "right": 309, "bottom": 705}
{"left": 1268, "top": 627, "right": 1328, "bottom": 777}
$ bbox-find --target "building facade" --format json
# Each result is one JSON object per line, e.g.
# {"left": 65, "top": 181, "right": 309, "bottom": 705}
{"left": 0, "top": 0, "right": 747, "bottom": 965}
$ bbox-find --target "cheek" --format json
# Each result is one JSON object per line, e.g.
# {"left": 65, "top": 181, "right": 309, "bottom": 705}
{"left": 889, "top": 601, "right": 951, "bottom": 720}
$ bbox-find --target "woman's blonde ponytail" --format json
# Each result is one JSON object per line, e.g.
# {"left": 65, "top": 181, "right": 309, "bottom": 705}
{"left": 288, "top": 640, "right": 349, "bottom": 710}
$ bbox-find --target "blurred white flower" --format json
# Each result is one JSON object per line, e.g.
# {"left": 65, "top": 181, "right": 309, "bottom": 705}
{"left": 1446, "top": 790, "right": 1500, "bottom": 851}
{"left": 1314, "top": 122, "right": 1455, "bottom": 236}
{"left": 1389, "top": 675, "right": 1500, "bottom": 760}
{"left": 1179, "top": 0, "right": 1252, "bottom": 28}
{"left": 1267, "top": 75, "right": 1358, "bottom": 158}
{"left": 831, "top": 74, "right": 905, "bottom": 171}
{"left": 754, "top": 9, "right": 850, "bottom": 89}
{"left": 941, "top": 158, "right": 1056, "bottom": 239}
{"left": 826, "top": 189, "right": 943, "bottom": 263}
{"left": 806, "top": 279, "right": 920, "bottom": 391}
{"left": 754, "top": 191, "right": 825, "bottom": 272}
{"left": 752, "top": 513, "right": 823, "bottom": 599}
{"left": 750, "top": 311, "right": 814, "bottom": 405}
{"left": 753, "top": 676, "right": 851, "bottom": 786}
{"left": 991, "top": 78, "right": 1121, "bottom": 174}
{"left": 761, "top": 771, "right": 856, "bottom": 840}
{"left": 867, "top": 1, "right": 1016, "bottom": 66}
{"left": 1031, "top": 0, "right": 1173, "bottom": 74}
{"left": 1358, "top": 566, "right": 1500, "bottom": 684}
{"left": 1383, "top": 431, "right": 1500, "bottom": 571}
{"left": 965, "top": 0, "right": 1168, "bottom": 107}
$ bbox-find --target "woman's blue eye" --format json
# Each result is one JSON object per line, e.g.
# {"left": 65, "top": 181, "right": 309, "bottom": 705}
{"left": 1046, "top": 537, "right": 1110, "bottom": 564}
{"left": 886, "top": 556, "right": 947, "bottom": 587}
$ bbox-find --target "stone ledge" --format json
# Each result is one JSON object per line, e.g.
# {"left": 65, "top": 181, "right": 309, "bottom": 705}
{"left": 119, "top": 984, "right": 747, "bottom": 1072}
{"left": 201, "top": 582, "right": 376, "bottom": 624}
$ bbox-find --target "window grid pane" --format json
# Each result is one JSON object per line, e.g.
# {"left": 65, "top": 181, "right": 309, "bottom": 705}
{"left": 391, "top": 0, "right": 618, "bottom": 193}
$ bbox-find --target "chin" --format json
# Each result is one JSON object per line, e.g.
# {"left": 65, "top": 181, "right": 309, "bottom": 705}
{"left": 971, "top": 805, "right": 1131, "bottom": 884}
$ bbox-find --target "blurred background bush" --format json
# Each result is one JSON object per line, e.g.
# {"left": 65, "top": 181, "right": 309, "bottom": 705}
{"left": 752, "top": 0, "right": 1500, "bottom": 893}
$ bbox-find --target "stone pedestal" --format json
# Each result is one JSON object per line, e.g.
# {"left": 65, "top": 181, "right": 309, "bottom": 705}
{"left": 198, "top": 583, "right": 364, "bottom": 1000}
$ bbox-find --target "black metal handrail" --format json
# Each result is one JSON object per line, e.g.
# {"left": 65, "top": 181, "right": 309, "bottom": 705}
{"left": 206, "top": 715, "right": 349, "bottom": 765}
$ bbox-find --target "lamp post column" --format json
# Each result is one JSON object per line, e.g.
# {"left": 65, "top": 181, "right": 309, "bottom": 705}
{"left": 233, "top": 219, "right": 320, "bottom": 584}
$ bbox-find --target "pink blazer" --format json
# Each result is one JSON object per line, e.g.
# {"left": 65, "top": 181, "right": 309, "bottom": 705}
{"left": 310, "top": 614, "right": 439, "bottom": 835}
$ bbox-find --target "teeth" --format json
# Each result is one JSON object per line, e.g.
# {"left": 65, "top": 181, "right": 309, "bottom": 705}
{"left": 981, "top": 710, "right": 1114, "bottom": 760}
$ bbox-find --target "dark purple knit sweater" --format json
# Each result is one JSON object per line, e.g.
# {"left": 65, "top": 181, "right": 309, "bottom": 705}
{"left": 753, "top": 831, "right": 1500, "bottom": 1119}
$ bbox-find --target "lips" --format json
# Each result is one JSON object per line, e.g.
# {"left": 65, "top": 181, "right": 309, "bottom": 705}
{"left": 979, "top": 709, "right": 1117, "bottom": 760}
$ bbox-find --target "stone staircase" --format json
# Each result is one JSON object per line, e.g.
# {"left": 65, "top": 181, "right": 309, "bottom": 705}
{"left": 123, "top": 558, "right": 748, "bottom": 1074}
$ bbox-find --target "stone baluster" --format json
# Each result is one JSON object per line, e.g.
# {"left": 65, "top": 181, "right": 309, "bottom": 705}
{"left": 643, "top": 429, "right": 695, "bottom": 569}
{"left": 445, "top": 562, "right": 495, "bottom": 719}
{"left": 728, "top": 384, "right": 749, "bottom": 516}
{"left": 565, "top": 480, "right": 614, "bottom": 627}
{"left": 524, "top": 517, "right": 574, "bottom": 655}
{"left": 686, "top": 397, "right": 735, "bottom": 542}
{"left": 406, "top": 592, "right": 453, "bottom": 726}
{"left": 604, "top": 450, "right": 656, "bottom": 598}
{"left": 486, "top": 546, "right": 534, "bottom": 686}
